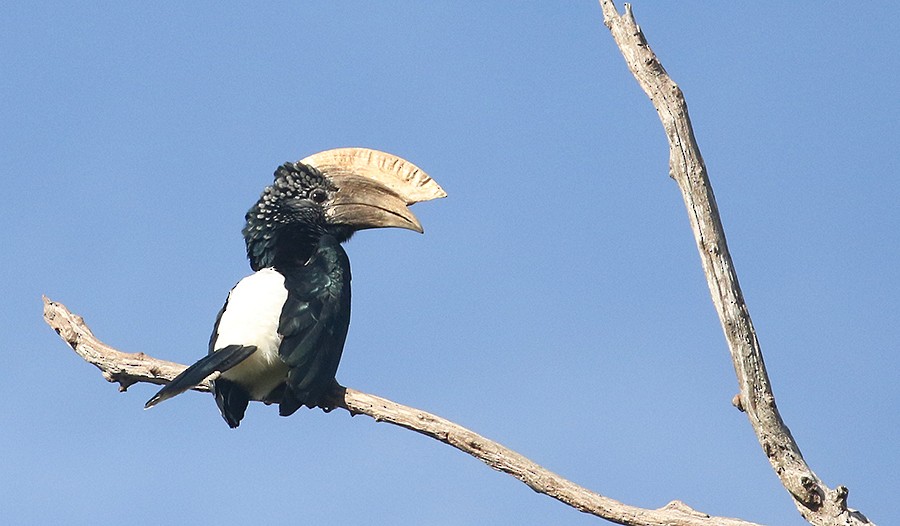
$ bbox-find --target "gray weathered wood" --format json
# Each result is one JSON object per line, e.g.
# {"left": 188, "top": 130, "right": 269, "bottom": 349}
{"left": 43, "top": 296, "right": 761, "bottom": 526}
{"left": 599, "top": 2, "right": 872, "bottom": 525}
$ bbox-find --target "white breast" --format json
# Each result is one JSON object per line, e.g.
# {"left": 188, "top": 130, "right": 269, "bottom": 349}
{"left": 213, "top": 268, "right": 290, "bottom": 398}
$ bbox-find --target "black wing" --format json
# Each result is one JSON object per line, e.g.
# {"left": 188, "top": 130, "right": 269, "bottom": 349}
{"left": 277, "top": 235, "right": 352, "bottom": 415}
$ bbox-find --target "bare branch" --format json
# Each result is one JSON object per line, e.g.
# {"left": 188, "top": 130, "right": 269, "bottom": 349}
{"left": 43, "top": 296, "right": 761, "bottom": 526}
{"left": 41, "top": 6, "right": 875, "bottom": 525}
{"left": 598, "top": 2, "right": 872, "bottom": 525}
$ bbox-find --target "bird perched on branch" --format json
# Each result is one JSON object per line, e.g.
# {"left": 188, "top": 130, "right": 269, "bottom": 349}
{"left": 145, "top": 148, "right": 445, "bottom": 427}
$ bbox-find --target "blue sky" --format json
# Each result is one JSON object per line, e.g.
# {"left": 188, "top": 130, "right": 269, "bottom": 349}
{"left": 3, "top": 2, "right": 897, "bottom": 525}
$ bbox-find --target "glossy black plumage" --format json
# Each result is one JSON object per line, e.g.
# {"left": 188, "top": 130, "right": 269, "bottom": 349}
{"left": 275, "top": 234, "right": 351, "bottom": 416}
{"left": 145, "top": 158, "right": 421, "bottom": 428}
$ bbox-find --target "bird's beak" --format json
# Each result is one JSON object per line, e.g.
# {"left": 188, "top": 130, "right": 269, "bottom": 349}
{"left": 327, "top": 174, "right": 424, "bottom": 233}
{"left": 304, "top": 147, "right": 446, "bottom": 233}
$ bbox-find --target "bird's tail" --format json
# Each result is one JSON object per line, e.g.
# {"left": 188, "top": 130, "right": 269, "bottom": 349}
{"left": 144, "top": 345, "right": 257, "bottom": 409}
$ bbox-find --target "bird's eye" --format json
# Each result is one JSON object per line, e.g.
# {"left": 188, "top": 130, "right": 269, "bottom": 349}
{"left": 309, "top": 189, "right": 327, "bottom": 203}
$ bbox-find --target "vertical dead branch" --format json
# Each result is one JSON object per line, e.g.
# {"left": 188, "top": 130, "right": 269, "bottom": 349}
{"left": 598, "top": 2, "right": 871, "bottom": 525}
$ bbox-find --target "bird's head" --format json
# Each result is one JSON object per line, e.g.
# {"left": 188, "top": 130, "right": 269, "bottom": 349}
{"left": 243, "top": 148, "right": 445, "bottom": 270}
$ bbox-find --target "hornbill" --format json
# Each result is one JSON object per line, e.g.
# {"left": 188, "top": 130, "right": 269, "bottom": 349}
{"left": 145, "top": 148, "right": 445, "bottom": 427}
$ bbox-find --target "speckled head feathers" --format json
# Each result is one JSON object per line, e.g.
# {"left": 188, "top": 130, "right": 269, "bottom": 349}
{"left": 243, "top": 161, "right": 336, "bottom": 270}
{"left": 241, "top": 149, "right": 443, "bottom": 271}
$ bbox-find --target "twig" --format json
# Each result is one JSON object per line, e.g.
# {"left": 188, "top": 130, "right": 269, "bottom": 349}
{"left": 43, "top": 296, "right": 761, "bottom": 526}
{"left": 598, "top": 2, "right": 872, "bottom": 525}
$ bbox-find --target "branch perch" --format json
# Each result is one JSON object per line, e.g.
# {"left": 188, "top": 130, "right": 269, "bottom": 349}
{"left": 599, "top": 2, "right": 871, "bottom": 525}
{"left": 40, "top": 4, "right": 876, "bottom": 525}
{"left": 43, "top": 296, "right": 760, "bottom": 526}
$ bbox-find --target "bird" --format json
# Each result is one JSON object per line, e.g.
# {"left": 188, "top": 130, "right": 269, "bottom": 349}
{"left": 145, "top": 148, "right": 445, "bottom": 427}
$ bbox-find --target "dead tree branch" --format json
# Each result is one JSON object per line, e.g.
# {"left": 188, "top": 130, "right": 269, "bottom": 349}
{"left": 40, "top": 4, "right": 875, "bottom": 525}
{"left": 599, "top": 2, "right": 872, "bottom": 525}
{"left": 43, "top": 296, "right": 760, "bottom": 526}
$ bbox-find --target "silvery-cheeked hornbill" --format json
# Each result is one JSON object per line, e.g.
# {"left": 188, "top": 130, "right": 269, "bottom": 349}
{"left": 145, "top": 148, "right": 445, "bottom": 427}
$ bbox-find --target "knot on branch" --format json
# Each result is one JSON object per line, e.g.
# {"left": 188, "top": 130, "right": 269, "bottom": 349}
{"left": 791, "top": 475, "right": 824, "bottom": 510}
{"left": 832, "top": 485, "right": 849, "bottom": 509}
{"left": 103, "top": 371, "right": 139, "bottom": 392}
{"left": 661, "top": 500, "right": 708, "bottom": 518}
